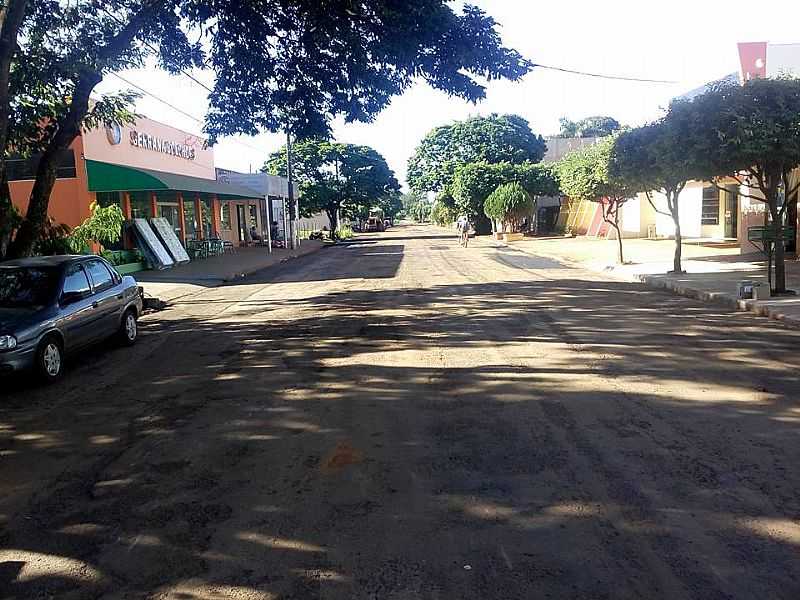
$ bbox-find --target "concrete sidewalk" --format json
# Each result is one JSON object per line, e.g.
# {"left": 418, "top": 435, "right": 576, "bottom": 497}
{"left": 485, "top": 235, "right": 800, "bottom": 328}
{"left": 135, "top": 240, "right": 325, "bottom": 303}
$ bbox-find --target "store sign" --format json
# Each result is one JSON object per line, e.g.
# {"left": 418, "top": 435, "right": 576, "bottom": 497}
{"left": 129, "top": 130, "right": 196, "bottom": 160}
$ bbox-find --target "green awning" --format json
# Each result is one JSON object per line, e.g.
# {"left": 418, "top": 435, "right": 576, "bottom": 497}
{"left": 85, "top": 159, "right": 261, "bottom": 200}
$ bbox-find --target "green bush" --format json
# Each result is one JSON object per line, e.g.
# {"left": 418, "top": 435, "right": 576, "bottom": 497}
{"left": 68, "top": 202, "right": 125, "bottom": 253}
{"left": 34, "top": 218, "right": 72, "bottom": 255}
{"left": 336, "top": 224, "right": 354, "bottom": 239}
{"left": 100, "top": 249, "right": 142, "bottom": 266}
{"left": 484, "top": 182, "right": 533, "bottom": 232}
{"left": 430, "top": 196, "right": 459, "bottom": 226}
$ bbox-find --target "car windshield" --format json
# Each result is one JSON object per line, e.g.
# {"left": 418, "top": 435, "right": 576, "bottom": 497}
{"left": 0, "top": 266, "right": 58, "bottom": 308}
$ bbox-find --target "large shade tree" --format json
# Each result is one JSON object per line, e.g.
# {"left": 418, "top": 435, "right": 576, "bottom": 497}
{"left": 264, "top": 139, "right": 400, "bottom": 235}
{"left": 557, "top": 115, "right": 621, "bottom": 138}
{"left": 2, "top": 1, "right": 530, "bottom": 258}
{"left": 691, "top": 77, "right": 800, "bottom": 294}
{"left": 450, "top": 161, "right": 558, "bottom": 234}
{"left": 407, "top": 114, "right": 547, "bottom": 196}
{"left": 557, "top": 135, "right": 637, "bottom": 263}
{"left": 611, "top": 100, "right": 705, "bottom": 274}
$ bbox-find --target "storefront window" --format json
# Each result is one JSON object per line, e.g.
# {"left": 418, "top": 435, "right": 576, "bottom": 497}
{"left": 129, "top": 191, "right": 152, "bottom": 219}
{"left": 702, "top": 186, "right": 720, "bottom": 225}
{"left": 200, "top": 198, "right": 213, "bottom": 238}
{"left": 249, "top": 204, "right": 258, "bottom": 229}
{"left": 221, "top": 203, "right": 232, "bottom": 230}
{"left": 96, "top": 191, "right": 122, "bottom": 209}
{"left": 7, "top": 149, "right": 76, "bottom": 181}
{"left": 183, "top": 200, "right": 197, "bottom": 239}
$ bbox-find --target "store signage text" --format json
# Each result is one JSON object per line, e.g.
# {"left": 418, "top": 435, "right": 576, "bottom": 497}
{"left": 130, "top": 130, "right": 197, "bottom": 160}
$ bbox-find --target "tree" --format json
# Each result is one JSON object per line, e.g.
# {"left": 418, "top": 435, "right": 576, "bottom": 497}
{"left": 4, "top": 1, "right": 530, "bottom": 257}
{"left": 484, "top": 182, "right": 533, "bottom": 233}
{"left": 67, "top": 202, "right": 126, "bottom": 253}
{"left": 450, "top": 161, "right": 558, "bottom": 234}
{"left": 612, "top": 101, "right": 705, "bottom": 273}
{"left": 264, "top": 139, "right": 400, "bottom": 235}
{"left": 557, "top": 136, "right": 638, "bottom": 263}
{"left": 0, "top": 0, "right": 29, "bottom": 256}
{"left": 378, "top": 192, "right": 403, "bottom": 223}
{"left": 690, "top": 77, "right": 800, "bottom": 294}
{"left": 558, "top": 116, "right": 621, "bottom": 138}
{"left": 430, "top": 190, "right": 459, "bottom": 226}
{"left": 407, "top": 114, "right": 547, "bottom": 195}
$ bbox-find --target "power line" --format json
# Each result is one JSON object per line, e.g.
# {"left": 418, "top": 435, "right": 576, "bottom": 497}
{"left": 108, "top": 72, "right": 268, "bottom": 155}
{"left": 531, "top": 63, "right": 679, "bottom": 84}
{"left": 110, "top": 72, "right": 204, "bottom": 124}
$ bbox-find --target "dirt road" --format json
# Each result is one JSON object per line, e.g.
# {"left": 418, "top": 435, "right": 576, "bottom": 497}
{"left": 2, "top": 224, "right": 799, "bottom": 599}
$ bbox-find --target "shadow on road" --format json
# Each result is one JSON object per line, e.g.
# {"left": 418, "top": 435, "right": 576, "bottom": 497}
{"left": 2, "top": 270, "right": 800, "bottom": 598}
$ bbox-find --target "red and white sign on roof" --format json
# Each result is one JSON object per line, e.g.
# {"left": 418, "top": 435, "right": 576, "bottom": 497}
{"left": 738, "top": 41, "right": 800, "bottom": 81}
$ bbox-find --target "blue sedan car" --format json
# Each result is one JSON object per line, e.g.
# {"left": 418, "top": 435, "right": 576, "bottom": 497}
{"left": 0, "top": 255, "right": 144, "bottom": 381}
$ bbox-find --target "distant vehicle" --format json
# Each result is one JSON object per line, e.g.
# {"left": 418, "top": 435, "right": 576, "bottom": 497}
{"left": 383, "top": 219, "right": 391, "bottom": 229}
{"left": 365, "top": 216, "right": 385, "bottom": 232}
{"left": 0, "top": 255, "right": 144, "bottom": 382}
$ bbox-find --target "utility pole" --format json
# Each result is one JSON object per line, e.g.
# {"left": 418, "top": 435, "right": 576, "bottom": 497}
{"left": 286, "top": 129, "right": 297, "bottom": 250}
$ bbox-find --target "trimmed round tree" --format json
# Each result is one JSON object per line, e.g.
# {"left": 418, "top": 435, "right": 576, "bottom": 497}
{"left": 484, "top": 182, "right": 533, "bottom": 233}
{"left": 451, "top": 161, "right": 557, "bottom": 234}
{"left": 557, "top": 135, "right": 637, "bottom": 264}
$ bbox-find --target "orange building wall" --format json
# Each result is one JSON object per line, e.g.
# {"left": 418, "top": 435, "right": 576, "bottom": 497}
{"left": 9, "top": 136, "right": 93, "bottom": 230}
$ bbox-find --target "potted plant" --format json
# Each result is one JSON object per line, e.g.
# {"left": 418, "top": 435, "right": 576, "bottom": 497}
{"left": 484, "top": 182, "right": 533, "bottom": 243}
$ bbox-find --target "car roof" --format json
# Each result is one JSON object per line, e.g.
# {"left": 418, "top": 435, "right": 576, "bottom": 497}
{"left": 0, "top": 255, "right": 93, "bottom": 268}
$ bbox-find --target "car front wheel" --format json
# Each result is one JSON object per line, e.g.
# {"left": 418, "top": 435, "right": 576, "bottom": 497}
{"left": 117, "top": 309, "right": 138, "bottom": 346}
{"left": 36, "top": 337, "right": 63, "bottom": 382}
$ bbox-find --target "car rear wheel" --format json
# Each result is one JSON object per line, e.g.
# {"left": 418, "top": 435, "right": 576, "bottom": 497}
{"left": 36, "top": 336, "right": 63, "bottom": 382}
{"left": 117, "top": 309, "right": 138, "bottom": 346}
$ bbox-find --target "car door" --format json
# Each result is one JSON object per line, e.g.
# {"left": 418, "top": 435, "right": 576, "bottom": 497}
{"left": 83, "top": 259, "right": 122, "bottom": 339}
{"left": 59, "top": 263, "right": 98, "bottom": 350}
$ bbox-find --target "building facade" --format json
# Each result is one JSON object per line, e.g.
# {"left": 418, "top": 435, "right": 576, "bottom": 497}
{"left": 9, "top": 116, "right": 278, "bottom": 249}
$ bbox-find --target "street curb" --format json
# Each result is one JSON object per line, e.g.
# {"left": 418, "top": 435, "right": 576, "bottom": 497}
{"left": 482, "top": 236, "right": 800, "bottom": 330}
{"left": 220, "top": 242, "right": 329, "bottom": 283}
{"left": 631, "top": 272, "right": 800, "bottom": 329}
{"left": 142, "top": 242, "right": 329, "bottom": 306}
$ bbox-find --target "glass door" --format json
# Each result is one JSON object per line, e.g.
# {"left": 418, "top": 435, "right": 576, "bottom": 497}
{"left": 724, "top": 186, "right": 738, "bottom": 239}
{"left": 236, "top": 205, "right": 247, "bottom": 242}
{"left": 157, "top": 203, "right": 182, "bottom": 240}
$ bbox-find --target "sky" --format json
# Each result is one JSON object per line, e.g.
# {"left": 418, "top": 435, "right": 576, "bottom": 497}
{"left": 93, "top": 0, "right": 800, "bottom": 189}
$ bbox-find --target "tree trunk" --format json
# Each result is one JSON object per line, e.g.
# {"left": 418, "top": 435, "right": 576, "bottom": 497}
{"left": 672, "top": 216, "right": 683, "bottom": 273}
{"left": 669, "top": 192, "right": 683, "bottom": 273}
{"left": 326, "top": 208, "right": 339, "bottom": 239}
{"left": 0, "top": 0, "right": 29, "bottom": 259}
{"left": 8, "top": 71, "right": 101, "bottom": 257}
{"left": 613, "top": 204, "right": 624, "bottom": 264}
{"left": 769, "top": 201, "right": 786, "bottom": 293}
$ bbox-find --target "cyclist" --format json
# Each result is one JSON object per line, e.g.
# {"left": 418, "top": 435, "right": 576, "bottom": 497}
{"left": 456, "top": 214, "right": 471, "bottom": 247}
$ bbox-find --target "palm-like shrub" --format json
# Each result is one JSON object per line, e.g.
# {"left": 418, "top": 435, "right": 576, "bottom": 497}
{"left": 483, "top": 182, "right": 533, "bottom": 232}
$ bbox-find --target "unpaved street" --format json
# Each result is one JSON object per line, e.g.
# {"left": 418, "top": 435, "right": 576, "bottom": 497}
{"left": 2, "top": 224, "right": 800, "bottom": 599}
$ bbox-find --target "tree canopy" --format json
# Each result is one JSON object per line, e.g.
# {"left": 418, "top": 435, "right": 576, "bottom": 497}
{"left": 450, "top": 161, "right": 558, "bottom": 233}
{"left": 611, "top": 100, "right": 706, "bottom": 273}
{"left": 557, "top": 136, "right": 637, "bottom": 203}
{"left": 557, "top": 135, "right": 637, "bottom": 262}
{"left": 407, "top": 114, "right": 547, "bottom": 195}
{"left": 689, "top": 77, "right": 800, "bottom": 292}
{"left": 264, "top": 139, "right": 400, "bottom": 235}
{"left": 557, "top": 115, "right": 621, "bottom": 138}
{"left": 483, "top": 182, "right": 533, "bottom": 232}
{"left": 3, "top": 0, "right": 530, "bottom": 257}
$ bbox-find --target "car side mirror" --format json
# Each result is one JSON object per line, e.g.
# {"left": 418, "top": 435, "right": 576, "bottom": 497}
{"left": 60, "top": 291, "right": 85, "bottom": 305}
